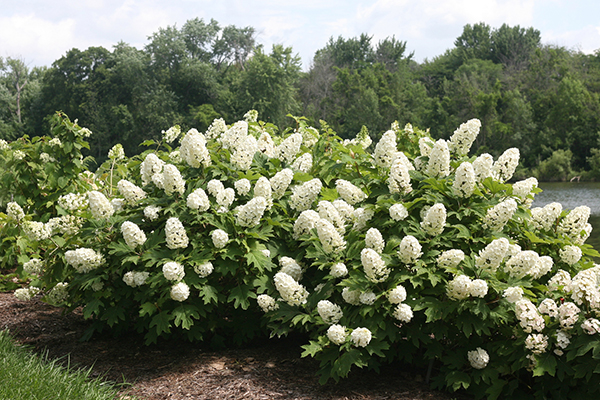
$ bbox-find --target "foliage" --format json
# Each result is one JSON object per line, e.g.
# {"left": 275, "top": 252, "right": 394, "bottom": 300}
{"left": 5, "top": 111, "right": 600, "bottom": 399}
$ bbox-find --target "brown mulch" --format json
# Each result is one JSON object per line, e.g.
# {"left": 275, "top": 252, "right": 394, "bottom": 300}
{"left": 0, "top": 291, "right": 469, "bottom": 400}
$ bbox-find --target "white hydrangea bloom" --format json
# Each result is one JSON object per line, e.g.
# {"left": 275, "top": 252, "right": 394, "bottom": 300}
{"left": 108, "top": 144, "right": 125, "bottom": 161}
{"left": 65, "top": 248, "right": 105, "bottom": 273}
{"left": 169, "top": 150, "right": 182, "bottom": 164}
{"left": 290, "top": 178, "right": 322, "bottom": 212}
{"left": 425, "top": 139, "right": 450, "bottom": 178}
{"left": 548, "top": 269, "right": 572, "bottom": 291}
{"left": 361, "top": 248, "right": 390, "bottom": 283}
{"left": 538, "top": 298, "right": 558, "bottom": 317}
{"left": 231, "top": 134, "right": 258, "bottom": 171}
{"left": 123, "top": 271, "right": 150, "bottom": 287}
{"left": 13, "top": 150, "right": 25, "bottom": 160}
{"left": 49, "top": 137, "right": 62, "bottom": 147}
{"left": 234, "top": 178, "right": 251, "bottom": 196}
{"left": 22, "top": 221, "right": 52, "bottom": 241}
{"left": 116, "top": 180, "right": 146, "bottom": 204}
{"left": 187, "top": 188, "right": 210, "bottom": 211}
{"left": 336, "top": 179, "right": 366, "bottom": 205}
{"left": 467, "top": 347, "right": 489, "bottom": 369}
{"left": 359, "top": 291, "right": 377, "bottom": 305}
{"left": 558, "top": 302, "right": 581, "bottom": 329}
{"left": 333, "top": 199, "right": 354, "bottom": 222}
{"left": 163, "top": 261, "right": 185, "bottom": 281}
{"left": 293, "top": 210, "right": 321, "bottom": 239}
{"left": 327, "top": 324, "right": 347, "bottom": 345}
{"left": 162, "top": 164, "right": 186, "bottom": 196}
{"left": 558, "top": 206, "right": 591, "bottom": 242}
{"left": 530, "top": 202, "right": 563, "bottom": 231}
{"left": 475, "top": 238, "right": 509, "bottom": 273}
{"left": 446, "top": 275, "right": 472, "bottom": 300}
{"left": 554, "top": 330, "right": 571, "bottom": 355}
{"left": 57, "top": 193, "right": 89, "bottom": 212}
{"left": 290, "top": 152, "right": 312, "bottom": 174}
{"left": 40, "top": 152, "right": 56, "bottom": 163}
{"left": 47, "top": 215, "right": 84, "bottom": 236}
{"left": 388, "top": 157, "right": 412, "bottom": 194}
{"left": 512, "top": 177, "right": 538, "bottom": 204}
{"left": 219, "top": 121, "right": 248, "bottom": 149}
{"left": 472, "top": 153, "right": 494, "bottom": 182}
{"left": 352, "top": 207, "right": 375, "bottom": 231}
{"left": 257, "top": 294, "right": 279, "bottom": 312}
{"left": 388, "top": 285, "right": 407, "bottom": 304}
{"left": 121, "top": 221, "right": 147, "bottom": 249}
{"left": 211, "top": 229, "right": 229, "bottom": 249}
{"left": 318, "top": 201, "right": 345, "bottom": 234}
{"left": 316, "top": 219, "right": 346, "bottom": 254}
{"left": 207, "top": 179, "right": 225, "bottom": 197}
{"left": 88, "top": 191, "right": 114, "bottom": 219}
{"left": 276, "top": 133, "right": 303, "bottom": 164}
{"left": 449, "top": 119, "right": 480, "bottom": 155}
{"left": 140, "top": 153, "right": 165, "bottom": 186}
{"left": 452, "top": 162, "right": 476, "bottom": 198}
{"left": 299, "top": 126, "right": 319, "bottom": 147}
{"left": 393, "top": 303, "right": 413, "bottom": 322}
{"left": 504, "top": 250, "right": 540, "bottom": 279}
{"left": 279, "top": 257, "right": 303, "bottom": 281}
{"left": 170, "top": 282, "right": 190, "bottom": 302}
{"left": 46, "top": 282, "right": 69, "bottom": 304}
{"left": 515, "top": 299, "right": 545, "bottom": 332}
{"left": 351, "top": 327, "right": 372, "bottom": 347}
{"left": 111, "top": 198, "right": 125, "bottom": 213}
{"left": 389, "top": 203, "right": 409, "bottom": 221}
{"left": 180, "top": 128, "right": 211, "bottom": 168}
{"left": 437, "top": 249, "right": 465, "bottom": 269}
{"left": 365, "top": 228, "right": 385, "bottom": 254}
{"left": 398, "top": 235, "right": 422, "bottom": 264}
{"left": 14, "top": 287, "right": 41, "bottom": 301}
{"left": 254, "top": 177, "right": 272, "bottom": 210}
{"left": 373, "top": 130, "right": 398, "bottom": 169}
{"left": 525, "top": 333, "right": 548, "bottom": 354}
{"left": 421, "top": 203, "right": 446, "bottom": 236}
{"left": 216, "top": 188, "right": 235, "bottom": 212}
{"left": 270, "top": 169, "right": 294, "bottom": 199}
{"left": 235, "top": 196, "right": 267, "bottom": 227}
{"left": 317, "top": 300, "right": 343, "bottom": 324}
{"left": 330, "top": 262, "right": 348, "bottom": 278}
{"left": 581, "top": 318, "right": 600, "bottom": 335}
{"left": 492, "top": 148, "right": 520, "bottom": 182}
{"left": 342, "top": 287, "right": 361, "bottom": 305}
{"left": 419, "top": 136, "right": 435, "bottom": 157}
{"left": 144, "top": 205, "right": 161, "bottom": 221}
{"left": 194, "top": 262, "right": 214, "bottom": 278}
{"left": 23, "top": 258, "right": 43, "bottom": 275}
{"left": 503, "top": 286, "right": 524, "bottom": 303}
{"left": 482, "top": 198, "right": 518, "bottom": 232}
{"left": 529, "top": 256, "right": 553, "bottom": 280}
{"left": 567, "top": 266, "right": 600, "bottom": 309}
{"left": 205, "top": 117, "right": 227, "bottom": 140}
{"left": 274, "top": 271, "right": 309, "bottom": 306}
{"left": 470, "top": 279, "right": 488, "bottom": 298}
{"left": 559, "top": 245, "right": 582, "bottom": 266}
{"left": 257, "top": 132, "right": 276, "bottom": 157}
{"left": 162, "top": 125, "right": 181, "bottom": 143}
{"left": 165, "top": 217, "right": 189, "bottom": 249}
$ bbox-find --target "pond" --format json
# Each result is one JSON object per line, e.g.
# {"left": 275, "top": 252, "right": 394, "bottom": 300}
{"left": 532, "top": 182, "right": 600, "bottom": 253}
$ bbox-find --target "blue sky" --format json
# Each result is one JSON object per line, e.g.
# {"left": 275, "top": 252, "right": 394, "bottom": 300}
{"left": 2, "top": 0, "right": 599, "bottom": 70}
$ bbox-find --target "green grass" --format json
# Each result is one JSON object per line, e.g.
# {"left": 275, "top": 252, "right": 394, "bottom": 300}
{"left": 0, "top": 330, "right": 126, "bottom": 400}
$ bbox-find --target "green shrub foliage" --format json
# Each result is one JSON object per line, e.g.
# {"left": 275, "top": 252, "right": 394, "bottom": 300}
{"left": 3, "top": 112, "right": 600, "bottom": 399}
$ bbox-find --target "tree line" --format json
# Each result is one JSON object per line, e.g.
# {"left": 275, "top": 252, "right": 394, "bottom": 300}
{"left": 2, "top": 19, "right": 600, "bottom": 180}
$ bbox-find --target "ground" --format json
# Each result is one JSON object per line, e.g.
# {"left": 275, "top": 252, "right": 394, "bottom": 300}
{"left": 0, "top": 291, "right": 469, "bottom": 400}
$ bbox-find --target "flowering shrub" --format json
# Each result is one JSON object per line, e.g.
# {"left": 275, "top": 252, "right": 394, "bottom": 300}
{"left": 4, "top": 113, "right": 600, "bottom": 399}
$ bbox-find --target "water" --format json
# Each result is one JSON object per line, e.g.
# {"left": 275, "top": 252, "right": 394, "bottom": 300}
{"left": 532, "top": 182, "right": 600, "bottom": 252}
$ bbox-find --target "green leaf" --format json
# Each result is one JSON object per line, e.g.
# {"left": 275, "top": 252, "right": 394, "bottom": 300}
{"left": 447, "top": 370, "right": 471, "bottom": 391}
{"left": 301, "top": 340, "right": 323, "bottom": 358}
{"left": 172, "top": 304, "right": 199, "bottom": 330}
{"left": 199, "top": 285, "right": 219, "bottom": 305}
{"left": 227, "top": 285, "right": 256, "bottom": 310}
{"left": 533, "top": 353, "right": 557, "bottom": 377}
{"left": 82, "top": 298, "right": 103, "bottom": 319}
{"left": 149, "top": 311, "right": 172, "bottom": 336}
{"left": 139, "top": 302, "right": 158, "bottom": 317}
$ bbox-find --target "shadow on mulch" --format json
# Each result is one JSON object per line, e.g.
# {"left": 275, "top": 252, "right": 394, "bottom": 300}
{"left": 0, "top": 291, "right": 470, "bottom": 400}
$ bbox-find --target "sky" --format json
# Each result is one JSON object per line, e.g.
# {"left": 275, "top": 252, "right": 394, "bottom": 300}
{"left": 1, "top": 0, "right": 600, "bottom": 71}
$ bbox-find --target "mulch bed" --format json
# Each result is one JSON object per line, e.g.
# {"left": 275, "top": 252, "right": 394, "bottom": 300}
{"left": 0, "top": 291, "right": 469, "bottom": 399}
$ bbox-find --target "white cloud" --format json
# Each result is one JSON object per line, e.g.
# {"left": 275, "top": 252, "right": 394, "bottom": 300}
{"left": 543, "top": 25, "right": 600, "bottom": 54}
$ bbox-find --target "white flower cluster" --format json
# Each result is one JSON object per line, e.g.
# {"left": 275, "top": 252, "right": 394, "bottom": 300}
{"left": 398, "top": 235, "right": 422, "bottom": 264}
{"left": 538, "top": 298, "right": 558, "bottom": 317}
{"left": 452, "top": 162, "right": 476, "bottom": 198}
{"left": 13, "top": 150, "right": 25, "bottom": 160}
{"left": 317, "top": 300, "right": 343, "bottom": 324}
{"left": 23, "top": 258, "right": 43, "bottom": 275}
{"left": 317, "top": 219, "right": 346, "bottom": 254}
{"left": 359, "top": 291, "right": 377, "bottom": 305}
{"left": 144, "top": 205, "right": 161, "bottom": 221}
{"left": 475, "top": 238, "right": 509, "bottom": 273}
{"left": 299, "top": 126, "right": 319, "bottom": 148}
{"left": 420, "top": 203, "right": 446, "bottom": 236}
{"left": 525, "top": 333, "right": 548, "bottom": 354}
{"left": 467, "top": 347, "right": 489, "bottom": 369}
{"left": 482, "top": 198, "right": 517, "bottom": 232}
{"left": 40, "top": 152, "right": 56, "bottom": 163}
{"left": 361, "top": 248, "right": 390, "bottom": 283}
{"left": 58, "top": 193, "right": 88, "bottom": 212}
{"left": 14, "top": 287, "right": 41, "bottom": 301}
{"left": 352, "top": 207, "right": 374, "bottom": 231}
{"left": 165, "top": 217, "right": 189, "bottom": 249}
{"left": 140, "top": 153, "right": 165, "bottom": 186}
{"left": 65, "top": 248, "right": 105, "bottom": 273}
{"left": 88, "top": 191, "right": 114, "bottom": 219}
{"left": 162, "top": 125, "right": 181, "bottom": 143}
{"left": 514, "top": 299, "right": 545, "bottom": 332}
{"left": 205, "top": 118, "right": 227, "bottom": 139}
{"left": 581, "top": 318, "right": 600, "bottom": 335}
{"left": 254, "top": 177, "right": 272, "bottom": 210}
{"left": 117, "top": 179, "right": 146, "bottom": 204}
{"left": 276, "top": 133, "right": 303, "bottom": 164}
{"left": 330, "top": 262, "right": 348, "bottom": 278}
{"left": 333, "top": 199, "right": 354, "bottom": 223}
{"left": 108, "top": 144, "right": 125, "bottom": 161}
{"left": 530, "top": 202, "right": 563, "bottom": 231}
{"left": 121, "top": 221, "right": 147, "bottom": 249}
{"left": 449, "top": 119, "right": 480, "bottom": 155}
{"left": 327, "top": 324, "right": 347, "bottom": 345}
{"left": 211, "top": 229, "right": 229, "bottom": 249}
{"left": 318, "top": 201, "right": 345, "bottom": 234}
{"left": 257, "top": 294, "right": 279, "bottom": 312}
{"left": 180, "top": 128, "right": 211, "bottom": 168}
{"left": 559, "top": 245, "right": 582, "bottom": 265}
{"left": 22, "top": 221, "right": 52, "bottom": 241}
{"left": 373, "top": 130, "right": 398, "bottom": 168}
{"left": 170, "top": 282, "right": 190, "bottom": 302}
{"left": 558, "top": 302, "right": 581, "bottom": 329}
{"left": 365, "top": 228, "right": 385, "bottom": 254}
{"left": 293, "top": 210, "right": 320, "bottom": 239}
{"left": 388, "top": 285, "right": 407, "bottom": 304}
{"left": 341, "top": 287, "right": 361, "bottom": 305}
{"left": 290, "top": 178, "right": 322, "bottom": 212}
{"left": 351, "top": 327, "right": 372, "bottom": 347}
{"left": 291, "top": 153, "right": 313, "bottom": 173}
{"left": 558, "top": 206, "right": 592, "bottom": 243}
{"left": 389, "top": 203, "right": 408, "bottom": 221}
{"left": 257, "top": 132, "right": 276, "bottom": 157}
{"left": 231, "top": 134, "right": 258, "bottom": 171}
{"left": 504, "top": 250, "right": 539, "bottom": 279}
{"left": 163, "top": 261, "right": 185, "bottom": 281}
{"left": 387, "top": 285, "right": 412, "bottom": 322}
{"left": 472, "top": 153, "right": 494, "bottom": 182}
{"left": 388, "top": 156, "right": 413, "bottom": 194}
{"left": 187, "top": 188, "right": 210, "bottom": 211}
{"left": 233, "top": 178, "right": 250, "bottom": 196}
{"left": 336, "top": 179, "right": 366, "bottom": 205}
{"left": 446, "top": 275, "right": 488, "bottom": 300}
{"left": 548, "top": 269, "right": 571, "bottom": 291}
{"left": 46, "top": 282, "right": 69, "bottom": 304}
{"left": 270, "top": 169, "right": 294, "bottom": 199}
{"left": 554, "top": 330, "right": 571, "bottom": 356}
{"left": 503, "top": 286, "right": 524, "bottom": 303}
{"left": 194, "top": 261, "right": 214, "bottom": 278}
{"left": 492, "top": 148, "right": 520, "bottom": 182}
{"left": 111, "top": 198, "right": 125, "bottom": 213}
{"left": 512, "top": 177, "right": 538, "bottom": 205}
{"left": 162, "top": 164, "right": 186, "bottom": 195}
{"left": 216, "top": 188, "right": 235, "bottom": 212}
{"left": 437, "top": 249, "right": 465, "bottom": 269}
{"left": 567, "top": 266, "right": 600, "bottom": 310}
{"left": 425, "top": 139, "right": 450, "bottom": 178}
{"left": 49, "top": 137, "right": 62, "bottom": 147}
{"left": 123, "top": 271, "right": 150, "bottom": 287}
{"left": 276, "top": 257, "right": 301, "bottom": 282}
{"left": 219, "top": 121, "right": 247, "bottom": 149}
{"left": 6, "top": 202, "right": 25, "bottom": 221}
{"left": 274, "top": 272, "right": 309, "bottom": 306}
{"left": 235, "top": 197, "right": 267, "bottom": 227}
